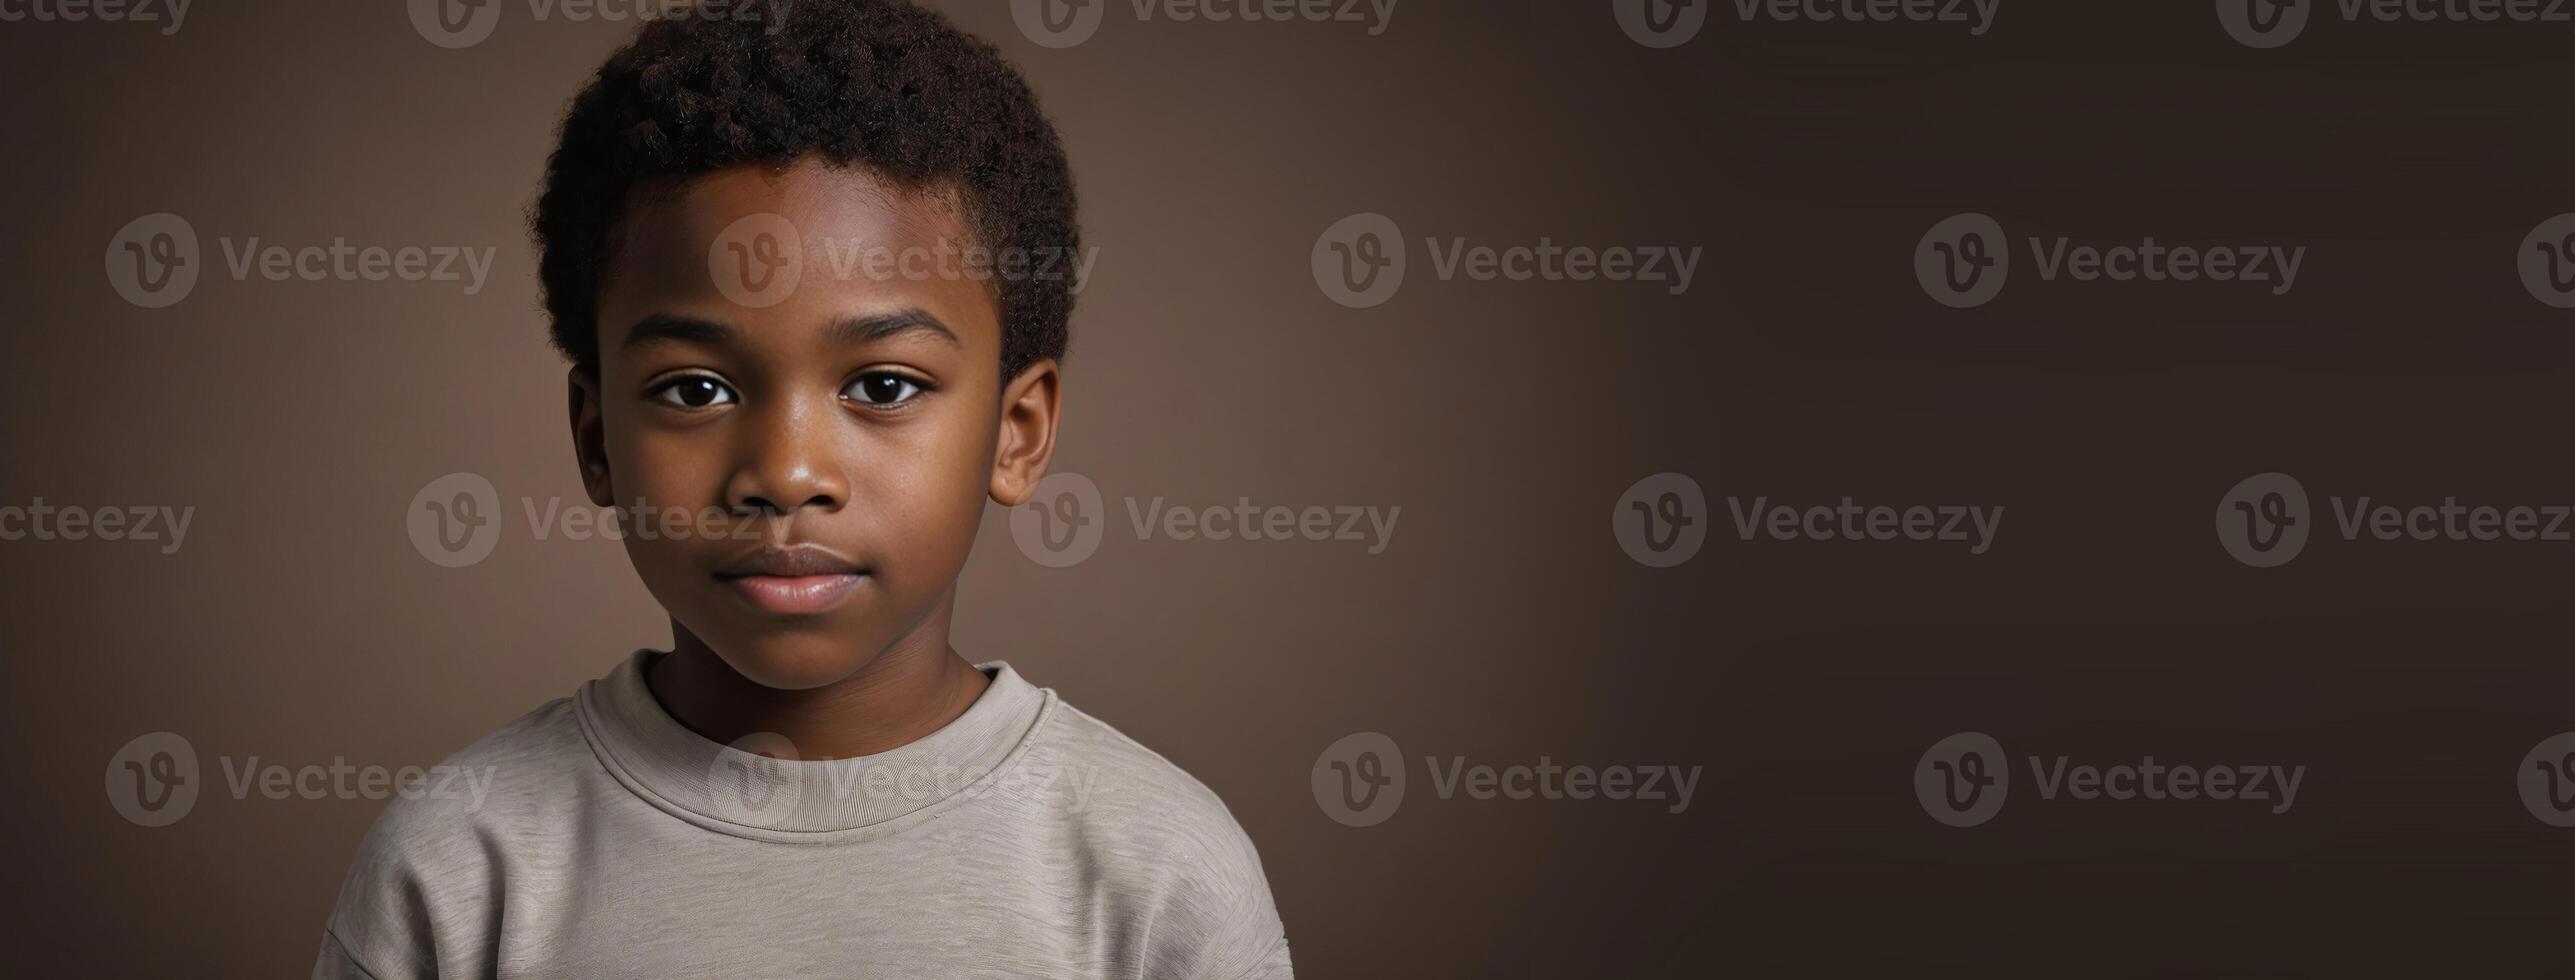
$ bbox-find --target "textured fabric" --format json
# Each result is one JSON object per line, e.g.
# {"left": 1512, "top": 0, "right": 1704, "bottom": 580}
{"left": 312, "top": 652, "right": 1291, "bottom": 979}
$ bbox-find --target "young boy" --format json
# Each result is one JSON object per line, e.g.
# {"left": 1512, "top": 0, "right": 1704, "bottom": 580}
{"left": 313, "top": 2, "right": 1291, "bottom": 976}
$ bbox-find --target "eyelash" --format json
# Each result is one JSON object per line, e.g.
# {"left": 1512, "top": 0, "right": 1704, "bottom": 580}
{"left": 647, "top": 374, "right": 735, "bottom": 410}
{"left": 643, "top": 371, "right": 934, "bottom": 412}
{"left": 844, "top": 371, "right": 931, "bottom": 407}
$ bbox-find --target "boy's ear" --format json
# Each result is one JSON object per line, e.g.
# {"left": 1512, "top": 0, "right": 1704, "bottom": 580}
{"left": 568, "top": 368, "right": 615, "bottom": 509}
{"left": 989, "top": 358, "right": 1061, "bottom": 507}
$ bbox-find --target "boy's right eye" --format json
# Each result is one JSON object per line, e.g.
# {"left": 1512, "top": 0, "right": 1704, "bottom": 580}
{"left": 649, "top": 375, "right": 737, "bottom": 409}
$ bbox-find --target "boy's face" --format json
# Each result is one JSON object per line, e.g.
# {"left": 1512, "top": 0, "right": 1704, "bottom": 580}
{"left": 571, "top": 158, "right": 1059, "bottom": 690}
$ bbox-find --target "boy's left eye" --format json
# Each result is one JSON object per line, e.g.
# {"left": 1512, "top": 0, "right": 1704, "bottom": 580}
{"left": 845, "top": 372, "right": 926, "bottom": 406}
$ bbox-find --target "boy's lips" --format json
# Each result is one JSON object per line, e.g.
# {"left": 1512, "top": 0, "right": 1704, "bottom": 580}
{"left": 724, "top": 573, "right": 867, "bottom": 615}
{"left": 714, "top": 544, "right": 869, "bottom": 615}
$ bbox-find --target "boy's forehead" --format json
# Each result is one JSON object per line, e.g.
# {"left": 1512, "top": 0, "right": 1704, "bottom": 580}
{"left": 599, "top": 160, "right": 997, "bottom": 341}
{"left": 624, "top": 160, "right": 969, "bottom": 256}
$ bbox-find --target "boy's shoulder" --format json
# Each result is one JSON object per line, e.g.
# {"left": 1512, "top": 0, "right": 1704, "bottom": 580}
{"left": 1019, "top": 689, "right": 1277, "bottom": 885}
{"left": 340, "top": 692, "right": 590, "bottom": 856}
{"left": 319, "top": 693, "right": 590, "bottom": 974}
{"left": 1033, "top": 692, "right": 1253, "bottom": 832}
{"left": 1014, "top": 689, "right": 1288, "bottom": 974}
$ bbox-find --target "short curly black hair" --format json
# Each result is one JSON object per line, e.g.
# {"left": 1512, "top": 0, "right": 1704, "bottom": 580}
{"left": 534, "top": 0, "right": 1078, "bottom": 380}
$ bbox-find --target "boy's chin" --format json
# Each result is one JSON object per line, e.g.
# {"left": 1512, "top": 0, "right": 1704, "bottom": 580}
{"left": 699, "top": 633, "right": 886, "bottom": 692}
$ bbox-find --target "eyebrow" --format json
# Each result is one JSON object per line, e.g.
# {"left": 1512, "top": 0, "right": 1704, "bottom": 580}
{"left": 619, "top": 309, "right": 961, "bottom": 352}
{"left": 621, "top": 313, "right": 733, "bottom": 352}
{"left": 828, "top": 309, "right": 961, "bottom": 348}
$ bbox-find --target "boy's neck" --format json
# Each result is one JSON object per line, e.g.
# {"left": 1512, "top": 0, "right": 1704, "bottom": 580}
{"left": 646, "top": 614, "right": 992, "bottom": 761}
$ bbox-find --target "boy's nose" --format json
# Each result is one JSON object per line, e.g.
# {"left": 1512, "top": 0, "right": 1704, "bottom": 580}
{"left": 724, "top": 402, "right": 848, "bottom": 515}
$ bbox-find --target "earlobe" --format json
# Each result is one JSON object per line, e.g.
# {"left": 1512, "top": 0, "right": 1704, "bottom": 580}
{"left": 989, "top": 358, "right": 1061, "bottom": 508}
{"left": 568, "top": 368, "right": 615, "bottom": 508}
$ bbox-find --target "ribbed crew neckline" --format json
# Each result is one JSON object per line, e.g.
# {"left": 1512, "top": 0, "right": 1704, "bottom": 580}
{"left": 573, "top": 650, "right": 1050, "bottom": 842}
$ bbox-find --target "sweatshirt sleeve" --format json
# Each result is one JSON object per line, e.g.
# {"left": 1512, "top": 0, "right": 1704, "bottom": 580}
{"left": 1224, "top": 935, "right": 1295, "bottom": 980}
{"left": 1133, "top": 795, "right": 1293, "bottom": 980}
{"left": 309, "top": 788, "right": 500, "bottom": 980}
{"left": 311, "top": 928, "right": 387, "bottom": 980}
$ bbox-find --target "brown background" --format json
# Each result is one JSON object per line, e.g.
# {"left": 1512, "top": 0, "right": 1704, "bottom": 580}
{"left": 8, "top": 0, "right": 2575, "bottom": 976}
